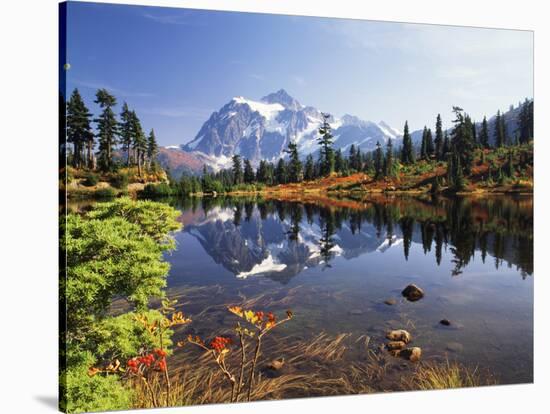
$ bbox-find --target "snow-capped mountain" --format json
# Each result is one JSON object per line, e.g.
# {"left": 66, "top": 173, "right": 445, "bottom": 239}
{"left": 180, "top": 89, "right": 402, "bottom": 170}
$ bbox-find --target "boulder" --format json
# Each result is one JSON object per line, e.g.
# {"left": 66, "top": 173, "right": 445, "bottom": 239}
{"left": 401, "top": 284, "right": 424, "bottom": 301}
{"left": 439, "top": 319, "right": 451, "bottom": 326}
{"left": 399, "top": 347, "right": 422, "bottom": 362}
{"left": 385, "top": 329, "right": 412, "bottom": 344}
{"left": 384, "top": 298, "right": 397, "bottom": 306}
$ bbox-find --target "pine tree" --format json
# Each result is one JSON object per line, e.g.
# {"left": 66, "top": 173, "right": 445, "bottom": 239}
{"left": 384, "top": 139, "right": 394, "bottom": 177}
{"left": 442, "top": 131, "right": 451, "bottom": 156}
{"left": 495, "top": 110, "right": 505, "bottom": 147}
{"left": 119, "top": 102, "right": 133, "bottom": 166}
{"left": 450, "top": 106, "right": 475, "bottom": 176}
{"left": 349, "top": 145, "right": 357, "bottom": 172}
{"left": 334, "top": 149, "right": 345, "bottom": 174}
{"left": 243, "top": 159, "right": 255, "bottom": 184}
{"left": 426, "top": 128, "right": 434, "bottom": 158}
{"left": 401, "top": 121, "right": 414, "bottom": 164}
{"left": 420, "top": 126, "right": 428, "bottom": 160}
{"left": 66, "top": 88, "right": 93, "bottom": 168}
{"left": 480, "top": 116, "right": 490, "bottom": 148}
{"left": 472, "top": 122, "right": 477, "bottom": 147}
{"left": 275, "top": 158, "right": 287, "bottom": 184}
{"left": 94, "top": 89, "right": 118, "bottom": 172}
{"left": 232, "top": 154, "right": 243, "bottom": 185}
{"left": 434, "top": 114, "right": 444, "bottom": 160}
{"left": 304, "top": 154, "right": 315, "bottom": 181}
{"left": 317, "top": 113, "right": 335, "bottom": 176}
{"left": 518, "top": 99, "right": 533, "bottom": 144}
{"left": 131, "top": 111, "right": 147, "bottom": 176}
{"left": 374, "top": 141, "right": 384, "bottom": 179}
{"left": 284, "top": 141, "right": 303, "bottom": 182}
{"left": 146, "top": 129, "right": 159, "bottom": 170}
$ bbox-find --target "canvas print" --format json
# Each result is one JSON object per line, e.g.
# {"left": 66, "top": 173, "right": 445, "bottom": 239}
{"left": 59, "top": 1, "right": 534, "bottom": 413}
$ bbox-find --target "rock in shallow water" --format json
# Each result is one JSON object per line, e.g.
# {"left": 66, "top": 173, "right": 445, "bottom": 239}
{"left": 402, "top": 284, "right": 424, "bottom": 301}
{"left": 440, "top": 319, "right": 451, "bottom": 326}
{"left": 386, "top": 329, "right": 412, "bottom": 344}
{"left": 445, "top": 342, "right": 464, "bottom": 353}
{"left": 399, "top": 347, "right": 422, "bottom": 362}
{"left": 384, "top": 298, "right": 397, "bottom": 306}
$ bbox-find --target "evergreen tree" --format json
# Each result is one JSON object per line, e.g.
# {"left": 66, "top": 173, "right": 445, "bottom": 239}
{"left": 317, "top": 113, "right": 335, "bottom": 176}
{"left": 495, "top": 110, "right": 505, "bottom": 147}
{"left": 442, "top": 131, "right": 451, "bottom": 156}
{"left": 243, "top": 159, "right": 255, "bottom": 184}
{"left": 384, "top": 138, "right": 394, "bottom": 177}
{"left": 256, "top": 160, "right": 271, "bottom": 184}
{"left": 450, "top": 106, "right": 475, "bottom": 176}
{"left": 66, "top": 88, "right": 93, "bottom": 168}
{"left": 480, "top": 116, "right": 490, "bottom": 148}
{"left": 374, "top": 141, "right": 384, "bottom": 179}
{"left": 472, "top": 122, "right": 477, "bottom": 146}
{"left": 284, "top": 141, "right": 303, "bottom": 182}
{"left": 401, "top": 121, "right": 414, "bottom": 164}
{"left": 349, "top": 145, "right": 357, "bottom": 171}
{"left": 130, "top": 111, "right": 147, "bottom": 176}
{"left": 518, "top": 99, "right": 533, "bottom": 144}
{"left": 420, "top": 126, "right": 428, "bottom": 160}
{"left": 426, "top": 128, "right": 434, "bottom": 157}
{"left": 119, "top": 102, "right": 133, "bottom": 166}
{"left": 146, "top": 129, "right": 159, "bottom": 171}
{"left": 304, "top": 154, "right": 315, "bottom": 181}
{"left": 334, "top": 149, "right": 345, "bottom": 174}
{"left": 231, "top": 154, "right": 243, "bottom": 185}
{"left": 434, "top": 114, "right": 444, "bottom": 160}
{"left": 94, "top": 89, "right": 118, "bottom": 172}
{"left": 275, "top": 158, "right": 287, "bottom": 184}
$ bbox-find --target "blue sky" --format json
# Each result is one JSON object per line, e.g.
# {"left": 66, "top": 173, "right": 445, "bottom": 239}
{"left": 65, "top": 1, "right": 533, "bottom": 146}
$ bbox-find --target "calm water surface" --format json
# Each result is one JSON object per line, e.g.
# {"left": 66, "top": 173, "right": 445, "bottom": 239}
{"left": 159, "top": 194, "right": 533, "bottom": 385}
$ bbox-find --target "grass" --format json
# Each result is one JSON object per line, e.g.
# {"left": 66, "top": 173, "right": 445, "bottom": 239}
{"left": 405, "top": 360, "right": 496, "bottom": 390}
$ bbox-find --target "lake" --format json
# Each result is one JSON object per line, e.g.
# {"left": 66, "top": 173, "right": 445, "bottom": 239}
{"left": 152, "top": 194, "right": 533, "bottom": 389}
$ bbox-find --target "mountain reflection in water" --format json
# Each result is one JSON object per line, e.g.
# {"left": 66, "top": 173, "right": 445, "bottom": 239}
{"left": 176, "top": 195, "right": 533, "bottom": 284}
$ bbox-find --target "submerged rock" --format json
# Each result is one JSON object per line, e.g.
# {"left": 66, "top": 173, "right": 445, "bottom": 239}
{"left": 399, "top": 347, "right": 422, "bottom": 362}
{"left": 348, "top": 309, "right": 364, "bottom": 316}
{"left": 386, "top": 329, "right": 412, "bottom": 344}
{"left": 440, "top": 319, "right": 451, "bottom": 326}
{"left": 384, "top": 298, "right": 397, "bottom": 306}
{"left": 445, "top": 342, "right": 464, "bottom": 353}
{"left": 401, "top": 284, "right": 424, "bottom": 301}
{"left": 266, "top": 358, "right": 285, "bottom": 371}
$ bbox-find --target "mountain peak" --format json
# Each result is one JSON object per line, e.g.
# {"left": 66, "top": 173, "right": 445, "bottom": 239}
{"left": 261, "top": 89, "right": 302, "bottom": 111}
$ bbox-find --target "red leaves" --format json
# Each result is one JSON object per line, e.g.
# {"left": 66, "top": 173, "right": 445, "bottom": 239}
{"left": 210, "top": 336, "right": 232, "bottom": 352}
{"left": 127, "top": 348, "right": 167, "bottom": 374}
{"left": 154, "top": 348, "right": 167, "bottom": 358}
{"left": 138, "top": 353, "right": 155, "bottom": 367}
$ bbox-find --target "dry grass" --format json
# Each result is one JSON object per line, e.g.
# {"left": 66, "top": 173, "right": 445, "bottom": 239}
{"left": 404, "top": 360, "right": 496, "bottom": 390}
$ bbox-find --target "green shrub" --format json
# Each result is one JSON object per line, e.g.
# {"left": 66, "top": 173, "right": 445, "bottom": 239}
{"left": 94, "top": 188, "right": 116, "bottom": 198}
{"left": 110, "top": 173, "right": 129, "bottom": 189}
{"left": 82, "top": 173, "right": 99, "bottom": 187}
{"left": 140, "top": 183, "right": 175, "bottom": 198}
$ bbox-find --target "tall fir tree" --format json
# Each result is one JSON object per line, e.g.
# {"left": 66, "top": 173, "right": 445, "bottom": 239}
{"left": 243, "top": 159, "right": 255, "bottom": 183}
{"left": 304, "top": 154, "right": 315, "bottom": 181}
{"left": 480, "top": 116, "right": 490, "bottom": 148}
{"left": 450, "top": 106, "right": 475, "bottom": 176}
{"left": 384, "top": 138, "right": 394, "bottom": 177}
{"left": 401, "top": 121, "right": 415, "bottom": 164}
{"left": 130, "top": 111, "right": 147, "bottom": 176}
{"left": 420, "top": 126, "right": 428, "bottom": 160}
{"left": 284, "top": 141, "right": 303, "bottom": 182}
{"left": 334, "top": 149, "right": 345, "bottom": 174}
{"left": 374, "top": 141, "right": 384, "bottom": 179}
{"left": 434, "top": 114, "right": 444, "bottom": 160}
{"left": 147, "top": 129, "right": 159, "bottom": 170}
{"left": 317, "top": 113, "right": 335, "bottom": 176}
{"left": 231, "top": 154, "right": 243, "bottom": 185}
{"left": 494, "top": 110, "right": 505, "bottom": 147}
{"left": 66, "top": 88, "right": 93, "bottom": 168}
{"left": 518, "top": 98, "right": 534, "bottom": 144}
{"left": 94, "top": 89, "right": 118, "bottom": 172}
{"left": 119, "top": 102, "right": 133, "bottom": 166}
{"left": 426, "top": 128, "right": 434, "bottom": 157}
{"left": 275, "top": 158, "right": 287, "bottom": 184}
